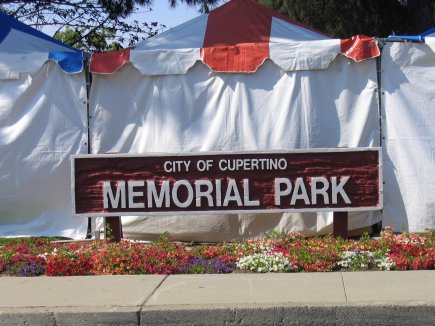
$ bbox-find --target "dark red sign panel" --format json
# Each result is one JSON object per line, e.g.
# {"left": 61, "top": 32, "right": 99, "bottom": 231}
{"left": 72, "top": 149, "right": 382, "bottom": 217}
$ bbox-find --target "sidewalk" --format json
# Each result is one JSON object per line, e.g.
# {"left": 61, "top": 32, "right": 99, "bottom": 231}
{"left": 0, "top": 271, "right": 434, "bottom": 325}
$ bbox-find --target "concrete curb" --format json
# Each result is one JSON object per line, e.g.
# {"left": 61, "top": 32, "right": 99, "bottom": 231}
{"left": 1, "top": 304, "right": 434, "bottom": 325}
{"left": 141, "top": 304, "right": 435, "bottom": 326}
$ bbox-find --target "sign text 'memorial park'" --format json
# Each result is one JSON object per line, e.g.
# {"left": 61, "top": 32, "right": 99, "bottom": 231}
{"left": 72, "top": 149, "right": 382, "bottom": 217}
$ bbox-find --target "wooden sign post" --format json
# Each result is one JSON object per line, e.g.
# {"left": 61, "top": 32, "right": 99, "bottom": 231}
{"left": 105, "top": 216, "right": 123, "bottom": 242}
{"left": 333, "top": 211, "right": 349, "bottom": 239}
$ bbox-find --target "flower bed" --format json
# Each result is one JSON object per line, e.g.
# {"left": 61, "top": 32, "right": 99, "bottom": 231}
{"left": 0, "top": 228, "right": 433, "bottom": 276}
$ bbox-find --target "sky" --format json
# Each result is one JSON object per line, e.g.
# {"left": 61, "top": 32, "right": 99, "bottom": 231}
{"left": 137, "top": 2, "right": 201, "bottom": 29}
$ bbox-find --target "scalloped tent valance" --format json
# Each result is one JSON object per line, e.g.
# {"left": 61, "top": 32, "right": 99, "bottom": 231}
{"left": 90, "top": 0, "right": 380, "bottom": 75}
{"left": 0, "top": 11, "right": 83, "bottom": 79}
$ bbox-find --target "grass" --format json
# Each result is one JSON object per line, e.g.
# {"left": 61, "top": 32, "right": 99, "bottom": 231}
{"left": 0, "top": 236, "right": 71, "bottom": 246}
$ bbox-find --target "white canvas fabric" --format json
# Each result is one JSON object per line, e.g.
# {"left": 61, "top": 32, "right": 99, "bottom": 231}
{"left": 135, "top": 15, "right": 209, "bottom": 51}
{"left": 129, "top": 15, "right": 207, "bottom": 75}
{"left": 381, "top": 42, "right": 435, "bottom": 232}
{"left": 424, "top": 30, "right": 435, "bottom": 53}
{"left": 269, "top": 17, "right": 341, "bottom": 71}
{"left": 0, "top": 61, "right": 88, "bottom": 238}
{"left": 0, "top": 52, "right": 49, "bottom": 80}
{"left": 425, "top": 38, "right": 435, "bottom": 52}
{"left": 90, "top": 56, "right": 381, "bottom": 241}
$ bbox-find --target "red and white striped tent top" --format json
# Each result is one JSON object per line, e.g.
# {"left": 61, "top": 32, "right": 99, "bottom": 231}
{"left": 91, "top": 0, "right": 380, "bottom": 75}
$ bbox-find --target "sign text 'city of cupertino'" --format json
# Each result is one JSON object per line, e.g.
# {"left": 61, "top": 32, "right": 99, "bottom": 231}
{"left": 72, "top": 148, "right": 382, "bottom": 217}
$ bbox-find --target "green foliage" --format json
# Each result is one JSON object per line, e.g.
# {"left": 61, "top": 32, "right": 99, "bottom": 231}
{"left": 171, "top": 0, "right": 224, "bottom": 13}
{"left": 263, "top": 229, "right": 304, "bottom": 242}
{"left": 263, "top": 229, "right": 288, "bottom": 240}
{"left": 360, "top": 232, "right": 372, "bottom": 244}
{"left": 259, "top": 0, "right": 435, "bottom": 37}
{"left": 105, "top": 223, "right": 114, "bottom": 241}
{"left": 158, "top": 232, "right": 172, "bottom": 244}
{"left": 54, "top": 28, "right": 122, "bottom": 52}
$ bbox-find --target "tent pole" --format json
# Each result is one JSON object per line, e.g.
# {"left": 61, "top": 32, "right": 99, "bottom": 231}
{"left": 375, "top": 39, "right": 384, "bottom": 229}
{"left": 375, "top": 38, "right": 384, "bottom": 148}
{"left": 84, "top": 52, "right": 93, "bottom": 239}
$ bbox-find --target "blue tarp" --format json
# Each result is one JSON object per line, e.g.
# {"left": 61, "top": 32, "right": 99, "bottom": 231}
{"left": 387, "top": 27, "right": 435, "bottom": 43}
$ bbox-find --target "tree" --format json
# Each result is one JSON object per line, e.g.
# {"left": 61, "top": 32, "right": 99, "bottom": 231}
{"left": 0, "top": 0, "right": 223, "bottom": 51}
{"left": 170, "top": 0, "right": 224, "bottom": 13}
{"left": 259, "top": 0, "right": 435, "bottom": 38}
{"left": 54, "top": 28, "right": 124, "bottom": 52}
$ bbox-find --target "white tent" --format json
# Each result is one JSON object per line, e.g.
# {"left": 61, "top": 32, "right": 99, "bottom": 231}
{"left": 0, "top": 12, "right": 88, "bottom": 238}
{"left": 380, "top": 35, "right": 435, "bottom": 232}
{"left": 89, "top": 0, "right": 383, "bottom": 241}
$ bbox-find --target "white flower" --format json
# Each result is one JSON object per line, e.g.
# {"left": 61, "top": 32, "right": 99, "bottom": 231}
{"left": 237, "top": 252, "right": 295, "bottom": 273}
{"left": 37, "top": 252, "right": 49, "bottom": 260}
{"left": 375, "top": 256, "right": 395, "bottom": 271}
{"left": 338, "top": 250, "right": 395, "bottom": 271}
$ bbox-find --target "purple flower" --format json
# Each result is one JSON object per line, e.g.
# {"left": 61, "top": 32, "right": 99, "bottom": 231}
{"left": 2, "top": 254, "right": 46, "bottom": 277}
{"left": 182, "top": 256, "right": 235, "bottom": 274}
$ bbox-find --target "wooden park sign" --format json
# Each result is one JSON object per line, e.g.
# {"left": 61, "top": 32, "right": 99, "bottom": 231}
{"left": 72, "top": 148, "right": 382, "bottom": 218}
